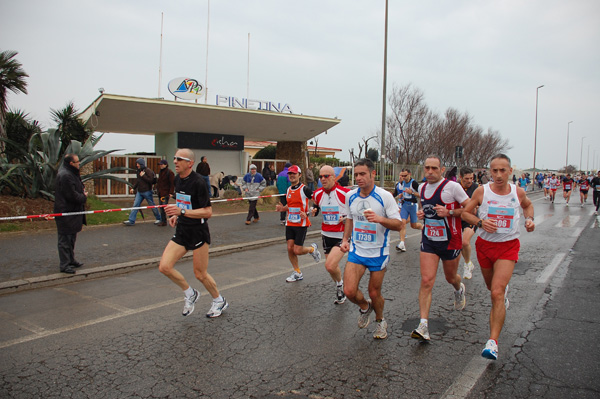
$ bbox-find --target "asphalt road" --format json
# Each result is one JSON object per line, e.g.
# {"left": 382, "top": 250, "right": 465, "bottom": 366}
{"left": 0, "top": 191, "right": 598, "bottom": 398}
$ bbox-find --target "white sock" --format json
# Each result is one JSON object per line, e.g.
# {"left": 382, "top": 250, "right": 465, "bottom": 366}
{"left": 336, "top": 280, "right": 343, "bottom": 287}
{"left": 213, "top": 295, "right": 224, "bottom": 303}
{"left": 184, "top": 287, "right": 195, "bottom": 297}
{"left": 420, "top": 318, "right": 428, "bottom": 326}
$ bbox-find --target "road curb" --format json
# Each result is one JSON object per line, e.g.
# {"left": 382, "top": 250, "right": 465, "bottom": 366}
{"left": 0, "top": 230, "right": 322, "bottom": 296}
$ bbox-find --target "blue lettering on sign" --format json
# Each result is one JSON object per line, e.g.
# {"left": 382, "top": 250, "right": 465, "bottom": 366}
{"left": 215, "top": 95, "right": 294, "bottom": 114}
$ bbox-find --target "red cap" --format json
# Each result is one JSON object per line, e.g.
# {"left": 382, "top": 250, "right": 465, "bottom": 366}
{"left": 287, "top": 165, "right": 301, "bottom": 174}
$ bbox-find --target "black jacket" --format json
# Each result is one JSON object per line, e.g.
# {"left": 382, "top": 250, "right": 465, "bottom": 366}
{"left": 133, "top": 167, "right": 156, "bottom": 193}
{"left": 54, "top": 163, "right": 87, "bottom": 235}
{"left": 157, "top": 167, "right": 175, "bottom": 197}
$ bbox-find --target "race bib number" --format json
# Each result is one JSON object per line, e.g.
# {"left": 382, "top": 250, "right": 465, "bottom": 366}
{"left": 353, "top": 221, "right": 378, "bottom": 247}
{"left": 424, "top": 219, "right": 448, "bottom": 241}
{"left": 488, "top": 205, "right": 515, "bottom": 234}
{"left": 287, "top": 207, "right": 301, "bottom": 223}
{"left": 565, "top": 184, "right": 571, "bottom": 190}
{"left": 322, "top": 205, "right": 340, "bottom": 225}
{"left": 176, "top": 193, "right": 192, "bottom": 210}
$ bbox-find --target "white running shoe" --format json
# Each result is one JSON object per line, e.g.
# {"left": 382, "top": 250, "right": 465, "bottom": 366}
{"left": 454, "top": 283, "right": 466, "bottom": 310}
{"left": 481, "top": 339, "right": 498, "bottom": 360}
{"left": 334, "top": 285, "right": 346, "bottom": 304}
{"left": 395, "top": 241, "right": 406, "bottom": 252}
{"left": 182, "top": 289, "right": 199, "bottom": 316}
{"left": 463, "top": 261, "right": 474, "bottom": 279}
{"left": 286, "top": 271, "right": 303, "bottom": 282}
{"left": 310, "top": 243, "right": 322, "bottom": 263}
{"left": 206, "top": 298, "right": 228, "bottom": 318}
{"left": 411, "top": 321, "right": 430, "bottom": 341}
{"left": 357, "top": 299, "right": 373, "bottom": 328}
{"left": 373, "top": 319, "right": 388, "bottom": 339}
{"left": 566, "top": 203, "right": 569, "bottom": 207}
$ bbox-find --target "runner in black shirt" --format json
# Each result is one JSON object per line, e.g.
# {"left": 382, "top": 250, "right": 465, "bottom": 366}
{"left": 159, "top": 148, "right": 228, "bottom": 318}
{"left": 459, "top": 167, "right": 479, "bottom": 280}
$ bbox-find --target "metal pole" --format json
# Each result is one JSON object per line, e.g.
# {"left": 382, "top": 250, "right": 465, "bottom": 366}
{"left": 566, "top": 121, "right": 573, "bottom": 169}
{"left": 580, "top": 136, "right": 586, "bottom": 173}
{"left": 379, "top": 0, "right": 388, "bottom": 187}
{"left": 587, "top": 144, "right": 590, "bottom": 172}
{"left": 247, "top": 33, "right": 250, "bottom": 101}
{"left": 204, "top": 0, "right": 210, "bottom": 104}
{"left": 158, "top": 12, "right": 164, "bottom": 98}
{"left": 532, "top": 85, "right": 544, "bottom": 190}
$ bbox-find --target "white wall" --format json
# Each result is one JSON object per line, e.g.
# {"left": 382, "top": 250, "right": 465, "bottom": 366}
{"left": 191, "top": 149, "right": 246, "bottom": 177}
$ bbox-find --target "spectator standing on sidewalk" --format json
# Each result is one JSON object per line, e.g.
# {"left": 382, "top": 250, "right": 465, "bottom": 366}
{"left": 123, "top": 158, "right": 161, "bottom": 226}
{"left": 196, "top": 156, "right": 211, "bottom": 197}
{"left": 242, "top": 164, "right": 266, "bottom": 225}
{"left": 306, "top": 163, "right": 315, "bottom": 191}
{"left": 54, "top": 153, "right": 88, "bottom": 274}
{"left": 156, "top": 159, "right": 175, "bottom": 226}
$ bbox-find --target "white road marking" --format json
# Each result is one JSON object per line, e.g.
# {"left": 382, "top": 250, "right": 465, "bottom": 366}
{"left": 441, "top": 355, "right": 492, "bottom": 398}
{"left": 536, "top": 253, "right": 567, "bottom": 284}
{"left": 571, "top": 227, "right": 583, "bottom": 238}
{"left": 554, "top": 215, "right": 580, "bottom": 228}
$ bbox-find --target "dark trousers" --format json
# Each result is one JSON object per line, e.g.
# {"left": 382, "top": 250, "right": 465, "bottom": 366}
{"left": 279, "top": 195, "right": 287, "bottom": 222}
{"left": 58, "top": 233, "right": 77, "bottom": 271}
{"left": 158, "top": 194, "right": 169, "bottom": 222}
{"left": 594, "top": 191, "right": 600, "bottom": 211}
{"left": 247, "top": 200, "right": 259, "bottom": 221}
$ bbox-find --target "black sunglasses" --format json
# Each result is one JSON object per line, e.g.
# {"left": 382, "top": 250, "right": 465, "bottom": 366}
{"left": 319, "top": 174, "right": 331, "bottom": 179}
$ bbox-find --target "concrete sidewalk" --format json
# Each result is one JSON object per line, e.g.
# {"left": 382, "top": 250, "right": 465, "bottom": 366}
{"left": 0, "top": 210, "right": 321, "bottom": 294}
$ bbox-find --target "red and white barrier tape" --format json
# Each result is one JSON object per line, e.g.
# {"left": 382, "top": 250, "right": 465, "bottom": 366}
{"left": 0, "top": 193, "right": 285, "bottom": 221}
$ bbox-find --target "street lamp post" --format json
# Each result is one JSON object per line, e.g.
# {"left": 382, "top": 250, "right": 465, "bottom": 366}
{"left": 580, "top": 136, "right": 586, "bottom": 173}
{"left": 379, "top": 0, "right": 388, "bottom": 188}
{"left": 532, "top": 85, "right": 544, "bottom": 191}
{"left": 587, "top": 144, "right": 590, "bottom": 173}
{"left": 566, "top": 121, "right": 573, "bottom": 170}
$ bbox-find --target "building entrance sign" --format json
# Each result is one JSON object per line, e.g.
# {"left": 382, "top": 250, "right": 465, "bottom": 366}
{"left": 168, "top": 77, "right": 205, "bottom": 100}
{"left": 178, "top": 132, "right": 245, "bottom": 151}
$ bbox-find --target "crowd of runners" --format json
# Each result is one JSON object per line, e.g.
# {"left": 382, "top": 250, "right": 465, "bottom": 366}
{"left": 129, "top": 148, "right": 599, "bottom": 363}
{"left": 540, "top": 171, "right": 600, "bottom": 214}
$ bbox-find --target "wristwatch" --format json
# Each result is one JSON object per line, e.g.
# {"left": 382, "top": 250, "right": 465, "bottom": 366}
{"left": 477, "top": 219, "right": 483, "bottom": 228}
{"left": 449, "top": 210, "right": 455, "bottom": 216}
{"left": 180, "top": 208, "right": 186, "bottom": 216}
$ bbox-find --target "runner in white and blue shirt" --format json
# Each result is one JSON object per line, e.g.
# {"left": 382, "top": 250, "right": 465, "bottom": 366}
{"left": 340, "top": 159, "right": 403, "bottom": 340}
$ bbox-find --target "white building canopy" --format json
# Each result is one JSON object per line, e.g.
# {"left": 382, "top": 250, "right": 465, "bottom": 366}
{"left": 80, "top": 94, "right": 340, "bottom": 142}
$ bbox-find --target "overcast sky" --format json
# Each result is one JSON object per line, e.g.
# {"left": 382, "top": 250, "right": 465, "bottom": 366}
{"left": 2, "top": 0, "right": 599, "bottom": 171}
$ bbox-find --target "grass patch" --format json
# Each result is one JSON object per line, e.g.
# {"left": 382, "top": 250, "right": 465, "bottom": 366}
{"left": 0, "top": 223, "right": 21, "bottom": 233}
{"left": 85, "top": 195, "right": 133, "bottom": 226}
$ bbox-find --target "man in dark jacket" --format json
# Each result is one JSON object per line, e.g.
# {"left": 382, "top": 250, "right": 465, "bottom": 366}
{"left": 195, "top": 155, "right": 211, "bottom": 197}
{"left": 54, "top": 153, "right": 88, "bottom": 274}
{"left": 156, "top": 159, "right": 175, "bottom": 226}
{"left": 123, "top": 158, "right": 161, "bottom": 226}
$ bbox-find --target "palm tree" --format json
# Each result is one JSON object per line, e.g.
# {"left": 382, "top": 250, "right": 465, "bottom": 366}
{"left": 50, "top": 101, "right": 90, "bottom": 157}
{"left": 0, "top": 50, "right": 29, "bottom": 153}
{"left": 3, "top": 109, "right": 42, "bottom": 162}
